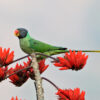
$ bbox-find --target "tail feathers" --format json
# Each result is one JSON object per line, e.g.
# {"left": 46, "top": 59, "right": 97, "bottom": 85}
{"left": 40, "top": 49, "right": 100, "bottom": 60}
{"left": 79, "top": 50, "right": 100, "bottom": 53}
{"left": 70, "top": 50, "right": 100, "bottom": 53}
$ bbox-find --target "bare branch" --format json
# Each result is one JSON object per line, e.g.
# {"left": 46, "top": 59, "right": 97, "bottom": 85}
{"left": 5, "top": 66, "right": 31, "bottom": 79}
{"left": 31, "top": 53, "right": 44, "bottom": 100}
{"left": 42, "top": 77, "right": 59, "bottom": 90}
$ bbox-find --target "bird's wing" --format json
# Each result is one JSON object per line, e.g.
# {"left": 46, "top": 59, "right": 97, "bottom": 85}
{"left": 29, "top": 38, "right": 66, "bottom": 53}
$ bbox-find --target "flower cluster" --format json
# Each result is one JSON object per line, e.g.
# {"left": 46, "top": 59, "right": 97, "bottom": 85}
{"left": 8, "top": 63, "right": 29, "bottom": 86}
{"left": 8, "top": 57, "right": 49, "bottom": 86}
{"left": 0, "top": 47, "right": 49, "bottom": 85}
{"left": 54, "top": 50, "right": 88, "bottom": 71}
{"left": 0, "top": 47, "right": 14, "bottom": 66}
{"left": 0, "top": 47, "right": 14, "bottom": 81}
{"left": 56, "top": 88, "right": 85, "bottom": 100}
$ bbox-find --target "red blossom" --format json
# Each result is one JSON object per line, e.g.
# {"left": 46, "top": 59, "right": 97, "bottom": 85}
{"left": 38, "top": 59, "right": 49, "bottom": 73}
{"left": 8, "top": 57, "right": 30, "bottom": 86}
{"left": 0, "top": 67, "right": 7, "bottom": 81}
{"left": 11, "top": 96, "right": 23, "bottom": 100}
{"left": 8, "top": 57, "right": 48, "bottom": 85}
{"left": 56, "top": 88, "right": 85, "bottom": 100}
{"left": 0, "top": 47, "right": 14, "bottom": 66}
{"left": 29, "top": 59, "right": 49, "bottom": 79}
{"left": 54, "top": 50, "right": 88, "bottom": 71}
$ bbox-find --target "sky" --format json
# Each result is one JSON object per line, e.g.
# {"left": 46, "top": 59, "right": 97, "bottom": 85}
{"left": 0, "top": 0, "right": 100, "bottom": 100}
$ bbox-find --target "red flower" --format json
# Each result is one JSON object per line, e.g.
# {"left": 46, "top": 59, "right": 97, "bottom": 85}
{"left": 11, "top": 96, "right": 23, "bottom": 100}
{"left": 8, "top": 57, "right": 30, "bottom": 86}
{"left": 29, "top": 59, "right": 49, "bottom": 80}
{"left": 56, "top": 88, "right": 85, "bottom": 100}
{"left": 0, "top": 67, "right": 7, "bottom": 81}
{"left": 8, "top": 57, "right": 48, "bottom": 85}
{"left": 54, "top": 50, "right": 88, "bottom": 70}
{"left": 38, "top": 59, "right": 49, "bottom": 73}
{"left": 0, "top": 47, "right": 14, "bottom": 66}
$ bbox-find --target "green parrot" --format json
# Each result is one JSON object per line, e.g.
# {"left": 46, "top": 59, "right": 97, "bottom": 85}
{"left": 14, "top": 28, "right": 100, "bottom": 59}
{"left": 14, "top": 28, "right": 68, "bottom": 55}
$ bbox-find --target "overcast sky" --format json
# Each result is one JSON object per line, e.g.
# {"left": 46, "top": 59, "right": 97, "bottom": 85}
{"left": 0, "top": 0, "right": 100, "bottom": 100}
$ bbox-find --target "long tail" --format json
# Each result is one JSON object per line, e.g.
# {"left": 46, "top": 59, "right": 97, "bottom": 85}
{"left": 70, "top": 50, "right": 100, "bottom": 53}
{"left": 44, "top": 49, "right": 100, "bottom": 57}
{"left": 56, "top": 46, "right": 100, "bottom": 53}
{"left": 37, "top": 49, "right": 100, "bottom": 60}
{"left": 57, "top": 47, "right": 100, "bottom": 53}
{"left": 42, "top": 50, "right": 100, "bottom": 58}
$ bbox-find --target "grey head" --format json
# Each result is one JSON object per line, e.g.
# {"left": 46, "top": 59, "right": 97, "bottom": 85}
{"left": 14, "top": 28, "right": 28, "bottom": 39}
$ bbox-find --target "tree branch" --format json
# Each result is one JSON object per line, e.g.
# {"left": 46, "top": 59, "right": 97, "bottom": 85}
{"left": 5, "top": 53, "right": 59, "bottom": 66}
{"left": 31, "top": 53, "right": 44, "bottom": 100}
{"left": 42, "top": 77, "right": 59, "bottom": 90}
{"left": 5, "top": 55, "right": 30, "bottom": 66}
{"left": 5, "top": 66, "right": 31, "bottom": 79}
{"left": 35, "top": 52, "right": 59, "bottom": 62}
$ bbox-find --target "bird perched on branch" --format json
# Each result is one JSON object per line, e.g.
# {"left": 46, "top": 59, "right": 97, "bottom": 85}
{"left": 14, "top": 28, "right": 100, "bottom": 59}
{"left": 14, "top": 28, "right": 68, "bottom": 56}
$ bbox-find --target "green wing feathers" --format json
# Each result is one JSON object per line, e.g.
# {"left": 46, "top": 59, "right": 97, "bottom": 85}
{"left": 29, "top": 38, "right": 67, "bottom": 53}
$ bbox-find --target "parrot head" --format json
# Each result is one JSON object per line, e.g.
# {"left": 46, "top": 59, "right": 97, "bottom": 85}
{"left": 14, "top": 28, "right": 28, "bottom": 39}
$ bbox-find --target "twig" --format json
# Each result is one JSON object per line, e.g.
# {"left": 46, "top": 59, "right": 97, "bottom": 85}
{"left": 35, "top": 52, "right": 59, "bottom": 62}
{"left": 5, "top": 53, "right": 58, "bottom": 66}
{"left": 42, "top": 77, "right": 59, "bottom": 90}
{"left": 5, "top": 66, "right": 31, "bottom": 79}
{"left": 31, "top": 53, "right": 44, "bottom": 100}
{"left": 5, "top": 55, "right": 30, "bottom": 66}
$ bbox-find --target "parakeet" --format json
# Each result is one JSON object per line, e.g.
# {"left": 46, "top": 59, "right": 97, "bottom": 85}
{"left": 14, "top": 28, "right": 68, "bottom": 57}
{"left": 14, "top": 28, "right": 100, "bottom": 58}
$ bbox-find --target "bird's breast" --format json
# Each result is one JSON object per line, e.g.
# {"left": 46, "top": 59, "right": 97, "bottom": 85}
{"left": 19, "top": 39, "right": 34, "bottom": 54}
